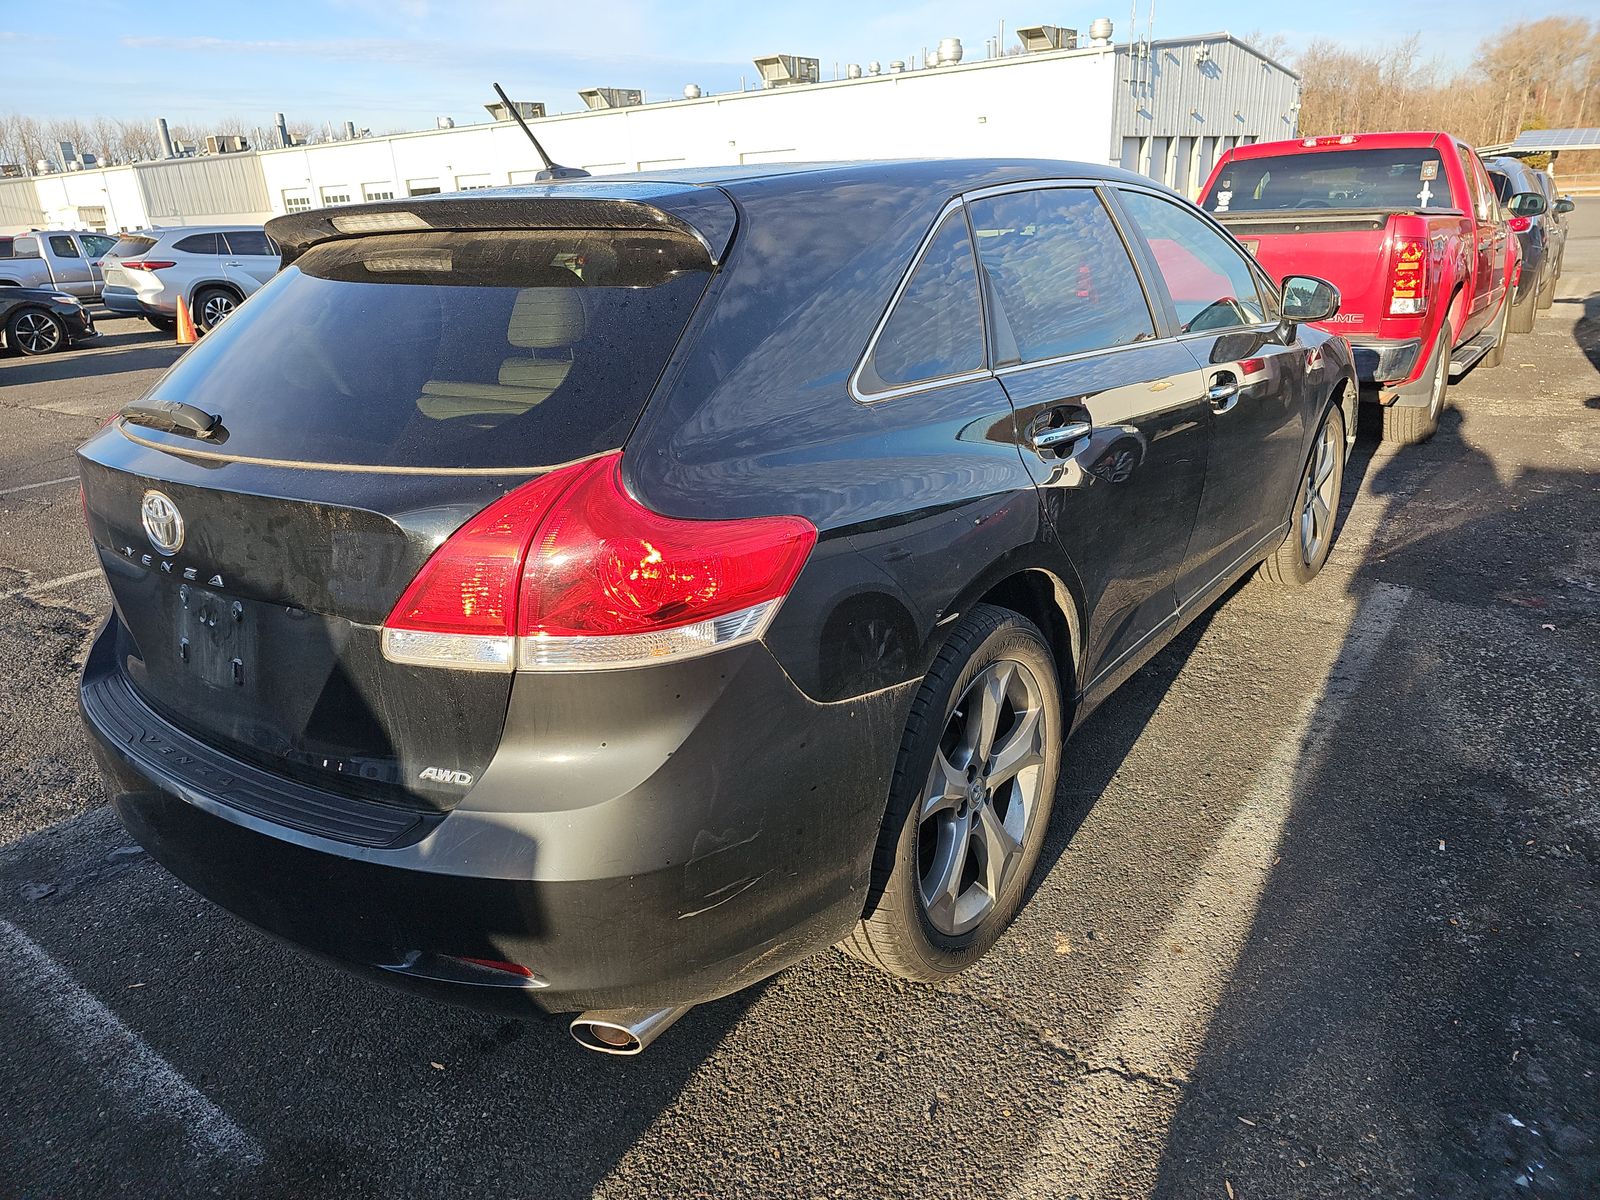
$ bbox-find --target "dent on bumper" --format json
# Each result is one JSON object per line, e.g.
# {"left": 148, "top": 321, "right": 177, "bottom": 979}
{"left": 81, "top": 620, "right": 913, "bottom": 1014}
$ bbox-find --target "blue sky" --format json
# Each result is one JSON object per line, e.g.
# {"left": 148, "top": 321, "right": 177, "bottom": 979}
{"left": 3, "top": 0, "right": 1581, "bottom": 131}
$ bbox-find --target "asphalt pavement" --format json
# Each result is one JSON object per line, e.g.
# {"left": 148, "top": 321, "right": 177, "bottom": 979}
{"left": 1, "top": 206, "right": 1596, "bottom": 1199}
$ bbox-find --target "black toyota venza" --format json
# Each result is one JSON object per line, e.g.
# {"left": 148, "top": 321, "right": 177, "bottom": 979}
{"left": 79, "top": 160, "right": 1355, "bottom": 1053}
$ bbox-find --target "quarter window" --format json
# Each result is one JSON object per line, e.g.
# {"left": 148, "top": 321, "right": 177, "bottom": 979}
{"left": 859, "top": 209, "right": 987, "bottom": 394}
{"left": 1117, "top": 190, "right": 1268, "bottom": 333}
{"left": 967, "top": 188, "right": 1155, "bottom": 363}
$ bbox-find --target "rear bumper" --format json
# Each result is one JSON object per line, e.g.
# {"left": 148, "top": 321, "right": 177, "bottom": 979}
{"left": 80, "top": 615, "right": 909, "bottom": 1015}
{"left": 1345, "top": 336, "right": 1423, "bottom": 389}
{"left": 101, "top": 285, "right": 170, "bottom": 318}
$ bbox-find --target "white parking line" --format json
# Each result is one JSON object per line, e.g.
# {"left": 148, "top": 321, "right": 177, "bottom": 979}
{"left": 21, "top": 567, "right": 103, "bottom": 597}
{"left": 1011, "top": 582, "right": 1413, "bottom": 1198}
{"left": 0, "top": 474, "right": 77, "bottom": 498}
{"left": 0, "top": 918, "right": 263, "bottom": 1167}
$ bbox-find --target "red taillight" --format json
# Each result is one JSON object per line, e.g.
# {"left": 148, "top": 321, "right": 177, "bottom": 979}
{"left": 382, "top": 452, "right": 817, "bottom": 672}
{"left": 1507, "top": 215, "right": 1531, "bottom": 233}
{"left": 1387, "top": 236, "right": 1427, "bottom": 317}
{"left": 121, "top": 259, "right": 176, "bottom": 271}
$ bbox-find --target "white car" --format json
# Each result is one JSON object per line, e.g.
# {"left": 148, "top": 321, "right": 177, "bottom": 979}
{"left": 100, "top": 226, "right": 280, "bottom": 331}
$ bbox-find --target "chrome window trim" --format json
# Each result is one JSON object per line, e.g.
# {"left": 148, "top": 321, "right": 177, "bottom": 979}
{"left": 849, "top": 197, "right": 988, "bottom": 406}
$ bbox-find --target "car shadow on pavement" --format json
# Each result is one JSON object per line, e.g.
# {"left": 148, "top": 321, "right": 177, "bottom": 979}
{"left": 0, "top": 343, "right": 183, "bottom": 385}
{"left": 1140, "top": 415, "right": 1600, "bottom": 1196}
{"left": 1550, "top": 291, "right": 1599, "bottom": 382}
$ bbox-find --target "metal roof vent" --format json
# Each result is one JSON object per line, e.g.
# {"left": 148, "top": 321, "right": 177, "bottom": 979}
{"left": 846, "top": 63, "right": 863, "bottom": 78}
{"left": 485, "top": 98, "right": 546, "bottom": 121}
{"left": 936, "top": 38, "right": 964, "bottom": 65}
{"left": 1088, "top": 17, "right": 1114, "bottom": 46}
{"left": 683, "top": 83, "right": 703, "bottom": 99}
{"left": 867, "top": 60, "right": 882, "bottom": 75}
{"left": 753, "top": 54, "right": 821, "bottom": 86}
{"left": 579, "top": 87, "right": 644, "bottom": 110}
{"left": 888, "top": 59, "right": 905, "bottom": 73}
{"left": 1018, "top": 25, "right": 1078, "bottom": 52}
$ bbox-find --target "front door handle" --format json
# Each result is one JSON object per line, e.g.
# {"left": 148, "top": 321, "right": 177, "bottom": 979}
{"left": 1208, "top": 373, "right": 1241, "bottom": 414}
{"left": 1030, "top": 419, "right": 1093, "bottom": 454}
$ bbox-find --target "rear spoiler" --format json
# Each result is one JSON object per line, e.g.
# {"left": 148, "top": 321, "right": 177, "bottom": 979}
{"left": 267, "top": 184, "right": 738, "bottom": 267}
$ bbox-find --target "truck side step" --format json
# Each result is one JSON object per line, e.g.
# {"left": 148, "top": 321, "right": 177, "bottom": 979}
{"left": 1449, "top": 330, "right": 1498, "bottom": 377}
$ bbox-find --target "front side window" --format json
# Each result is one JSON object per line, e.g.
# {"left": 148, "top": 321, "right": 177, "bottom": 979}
{"left": 968, "top": 188, "right": 1155, "bottom": 363}
{"left": 223, "top": 230, "right": 274, "bottom": 257}
{"left": 49, "top": 235, "right": 81, "bottom": 258}
{"left": 82, "top": 234, "right": 116, "bottom": 257}
{"left": 858, "top": 209, "right": 986, "bottom": 394}
{"left": 1118, "top": 190, "right": 1268, "bottom": 333}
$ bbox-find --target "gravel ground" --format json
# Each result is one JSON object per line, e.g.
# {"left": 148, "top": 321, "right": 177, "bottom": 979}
{"left": 0, "top": 204, "right": 1595, "bottom": 1198}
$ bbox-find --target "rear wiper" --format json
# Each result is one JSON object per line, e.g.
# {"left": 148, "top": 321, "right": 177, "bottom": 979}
{"left": 118, "top": 399, "right": 221, "bottom": 440}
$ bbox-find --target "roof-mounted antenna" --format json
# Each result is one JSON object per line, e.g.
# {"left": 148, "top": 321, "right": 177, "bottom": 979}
{"left": 492, "top": 82, "right": 589, "bottom": 181}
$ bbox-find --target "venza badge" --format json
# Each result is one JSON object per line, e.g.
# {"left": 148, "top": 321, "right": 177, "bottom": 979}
{"left": 140, "top": 490, "right": 185, "bottom": 555}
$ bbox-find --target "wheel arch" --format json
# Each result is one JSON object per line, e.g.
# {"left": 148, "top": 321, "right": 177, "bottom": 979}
{"left": 969, "top": 567, "right": 1082, "bottom": 708}
{"left": 188, "top": 279, "right": 243, "bottom": 308}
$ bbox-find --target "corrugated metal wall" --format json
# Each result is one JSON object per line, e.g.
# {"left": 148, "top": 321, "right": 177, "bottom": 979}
{"left": 137, "top": 155, "right": 269, "bottom": 220}
{"left": 1112, "top": 36, "right": 1300, "bottom": 192}
{"left": 0, "top": 178, "right": 44, "bottom": 229}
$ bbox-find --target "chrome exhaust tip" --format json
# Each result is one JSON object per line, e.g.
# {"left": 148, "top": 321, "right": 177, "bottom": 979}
{"left": 569, "top": 1005, "right": 693, "bottom": 1055}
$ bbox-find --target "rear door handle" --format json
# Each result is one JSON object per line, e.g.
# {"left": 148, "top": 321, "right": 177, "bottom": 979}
{"left": 224, "top": 260, "right": 242, "bottom": 266}
{"left": 1208, "top": 373, "right": 1240, "bottom": 414}
{"left": 1030, "top": 419, "right": 1093, "bottom": 454}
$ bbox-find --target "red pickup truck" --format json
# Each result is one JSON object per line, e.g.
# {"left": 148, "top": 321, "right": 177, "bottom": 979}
{"left": 1196, "top": 131, "right": 1520, "bottom": 444}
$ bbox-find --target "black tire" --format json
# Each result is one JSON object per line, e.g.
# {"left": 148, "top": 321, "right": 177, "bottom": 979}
{"left": 1536, "top": 267, "right": 1556, "bottom": 311}
{"left": 5, "top": 307, "right": 66, "bottom": 356}
{"left": 193, "top": 286, "right": 240, "bottom": 332}
{"left": 1258, "top": 402, "right": 1346, "bottom": 586}
{"left": 1381, "top": 329, "right": 1448, "bottom": 446}
{"left": 843, "top": 604, "right": 1063, "bottom": 982}
{"left": 1510, "top": 284, "right": 1536, "bottom": 334}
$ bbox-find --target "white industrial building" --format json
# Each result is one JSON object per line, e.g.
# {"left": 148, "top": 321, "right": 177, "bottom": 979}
{"left": 0, "top": 29, "right": 1298, "bottom": 236}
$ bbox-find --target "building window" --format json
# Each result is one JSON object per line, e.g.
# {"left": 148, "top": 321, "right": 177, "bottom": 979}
{"left": 408, "top": 178, "right": 442, "bottom": 196}
{"left": 283, "top": 192, "right": 312, "bottom": 213}
{"left": 320, "top": 187, "right": 353, "bottom": 206}
{"left": 455, "top": 174, "right": 495, "bottom": 190}
{"left": 363, "top": 184, "right": 396, "bottom": 201}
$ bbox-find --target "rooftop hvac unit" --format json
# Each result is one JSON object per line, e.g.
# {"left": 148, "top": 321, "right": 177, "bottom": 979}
{"left": 1017, "top": 25, "right": 1078, "bottom": 52}
{"left": 579, "top": 87, "right": 644, "bottom": 110}
{"left": 752, "top": 54, "right": 821, "bottom": 87}
{"left": 204, "top": 134, "right": 248, "bottom": 154}
{"left": 0, "top": 163, "right": 23, "bottom": 178}
{"left": 484, "top": 99, "right": 546, "bottom": 122}
{"left": 436, "top": 116, "right": 456, "bottom": 129}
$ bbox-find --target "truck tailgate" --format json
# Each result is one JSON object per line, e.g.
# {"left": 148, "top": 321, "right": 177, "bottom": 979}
{"left": 1215, "top": 210, "right": 1396, "bottom": 333}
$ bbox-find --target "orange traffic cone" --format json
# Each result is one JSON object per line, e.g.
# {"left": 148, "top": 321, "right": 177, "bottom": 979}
{"left": 175, "top": 296, "right": 198, "bottom": 345}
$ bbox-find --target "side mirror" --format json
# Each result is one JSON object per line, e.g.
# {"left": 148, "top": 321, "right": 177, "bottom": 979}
{"left": 1555, "top": 197, "right": 1575, "bottom": 215}
{"left": 1510, "top": 192, "right": 1547, "bottom": 217}
{"left": 1281, "top": 275, "right": 1340, "bottom": 324}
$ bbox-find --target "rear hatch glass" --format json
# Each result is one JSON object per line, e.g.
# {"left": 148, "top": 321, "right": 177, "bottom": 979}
{"left": 108, "top": 234, "right": 158, "bottom": 258}
{"left": 1204, "top": 148, "right": 1456, "bottom": 214}
{"left": 122, "top": 229, "right": 712, "bottom": 469}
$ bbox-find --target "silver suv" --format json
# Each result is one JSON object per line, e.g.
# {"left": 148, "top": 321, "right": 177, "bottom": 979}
{"left": 101, "top": 226, "right": 280, "bottom": 332}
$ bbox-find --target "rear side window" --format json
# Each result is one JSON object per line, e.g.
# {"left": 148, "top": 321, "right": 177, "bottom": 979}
{"left": 1118, "top": 190, "right": 1268, "bottom": 333}
{"left": 1204, "top": 148, "right": 1456, "bottom": 213}
{"left": 128, "top": 229, "right": 713, "bottom": 470}
{"left": 223, "top": 230, "right": 275, "bottom": 256}
{"left": 968, "top": 188, "right": 1154, "bottom": 363}
{"left": 49, "top": 235, "right": 82, "bottom": 258}
{"left": 173, "top": 233, "right": 223, "bottom": 255}
{"left": 858, "top": 210, "right": 986, "bottom": 394}
{"left": 109, "top": 235, "right": 157, "bottom": 258}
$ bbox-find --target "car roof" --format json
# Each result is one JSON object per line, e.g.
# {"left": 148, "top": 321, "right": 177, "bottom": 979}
{"left": 136, "top": 225, "right": 268, "bottom": 238}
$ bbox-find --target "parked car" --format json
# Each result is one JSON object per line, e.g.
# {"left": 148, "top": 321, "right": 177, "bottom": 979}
{"left": 78, "top": 161, "right": 1356, "bottom": 1055}
{"left": 99, "top": 225, "right": 280, "bottom": 332}
{"left": 0, "top": 285, "right": 96, "bottom": 356}
{"left": 0, "top": 229, "right": 118, "bottom": 301}
{"left": 1485, "top": 155, "right": 1562, "bottom": 332}
{"left": 1197, "top": 132, "right": 1520, "bottom": 445}
{"left": 1536, "top": 171, "right": 1577, "bottom": 293}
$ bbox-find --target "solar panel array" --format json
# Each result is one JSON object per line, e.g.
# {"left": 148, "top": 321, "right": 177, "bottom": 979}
{"left": 1509, "top": 128, "right": 1600, "bottom": 151}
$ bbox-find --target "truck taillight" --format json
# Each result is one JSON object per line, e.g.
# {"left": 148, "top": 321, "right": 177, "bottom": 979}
{"left": 1387, "top": 236, "right": 1427, "bottom": 316}
{"left": 381, "top": 452, "right": 817, "bottom": 672}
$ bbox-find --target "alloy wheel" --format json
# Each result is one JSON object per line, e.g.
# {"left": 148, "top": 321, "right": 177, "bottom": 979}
{"left": 1299, "top": 418, "right": 1341, "bottom": 565}
{"left": 201, "top": 294, "right": 236, "bottom": 328}
{"left": 13, "top": 312, "right": 61, "bottom": 354}
{"left": 918, "top": 658, "right": 1048, "bottom": 936}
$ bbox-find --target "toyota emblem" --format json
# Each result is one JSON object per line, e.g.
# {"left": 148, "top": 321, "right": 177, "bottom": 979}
{"left": 140, "top": 490, "right": 184, "bottom": 556}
